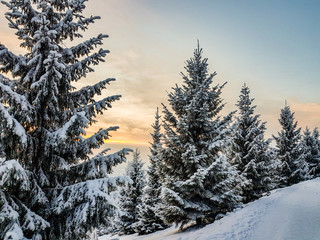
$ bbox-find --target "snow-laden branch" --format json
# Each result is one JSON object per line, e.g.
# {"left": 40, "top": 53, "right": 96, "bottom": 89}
{"left": 0, "top": 191, "right": 24, "bottom": 240}
{"left": 0, "top": 159, "right": 30, "bottom": 191}
{"left": 53, "top": 176, "right": 130, "bottom": 214}
{"left": 0, "top": 81, "right": 32, "bottom": 112}
{"left": 63, "top": 34, "right": 109, "bottom": 63}
{"left": 84, "top": 126, "right": 118, "bottom": 149}
{"left": 0, "top": 74, "right": 16, "bottom": 88}
{"left": 52, "top": 148, "right": 131, "bottom": 185}
{"left": 1, "top": 0, "right": 39, "bottom": 43}
{"left": 20, "top": 201, "right": 50, "bottom": 233}
{"left": 69, "top": 48, "right": 109, "bottom": 81}
{"left": 50, "top": 0, "right": 87, "bottom": 12}
{"left": 51, "top": 174, "right": 130, "bottom": 238}
{"left": 0, "top": 43, "right": 26, "bottom": 74}
{"left": 162, "top": 103, "right": 178, "bottom": 128}
{"left": 74, "top": 95, "right": 121, "bottom": 122}
{"left": 0, "top": 189, "right": 49, "bottom": 239}
{"left": 77, "top": 15, "right": 101, "bottom": 30}
{"left": 52, "top": 111, "right": 88, "bottom": 141}
{"left": 73, "top": 148, "right": 132, "bottom": 179}
{"left": 0, "top": 103, "right": 28, "bottom": 144}
{"left": 56, "top": 7, "right": 101, "bottom": 41}
{"left": 69, "top": 78, "right": 115, "bottom": 106}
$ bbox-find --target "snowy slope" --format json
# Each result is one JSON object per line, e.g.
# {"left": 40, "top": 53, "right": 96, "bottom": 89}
{"left": 100, "top": 178, "right": 320, "bottom": 240}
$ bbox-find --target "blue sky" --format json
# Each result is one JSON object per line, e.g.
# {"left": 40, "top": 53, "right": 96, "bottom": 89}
{"left": 88, "top": 0, "right": 320, "bottom": 136}
{"left": 135, "top": 0, "right": 320, "bottom": 101}
{"left": 1, "top": 0, "right": 320, "bottom": 168}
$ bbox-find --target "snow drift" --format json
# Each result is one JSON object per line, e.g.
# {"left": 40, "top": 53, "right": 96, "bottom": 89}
{"left": 100, "top": 177, "right": 320, "bottom": 240}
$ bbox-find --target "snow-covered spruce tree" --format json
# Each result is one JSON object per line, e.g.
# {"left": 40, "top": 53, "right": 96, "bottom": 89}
{"left": 160, "top": 44, "right": 242, "bottom": 228}
{"left": 273, "top": 103, "right": 302, "bottom": 186}
{"left": 135, "top": 108, "right": 167, "bottom": 235}
{"left": 230, "top": 84, "right": 279, "bottom": 202}
{"left": 118, "top": 149, "right": 145, "bottom": 235}
{"left": 297, "top": 127, "right": 320, "bottom": 179}
{"left": 0, "top": 1, "right": 131, "bottom": 239}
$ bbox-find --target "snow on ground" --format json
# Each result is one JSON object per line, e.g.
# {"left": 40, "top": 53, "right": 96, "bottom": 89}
{"left": 100, "top": 178, "right": 320, "bottom": 240}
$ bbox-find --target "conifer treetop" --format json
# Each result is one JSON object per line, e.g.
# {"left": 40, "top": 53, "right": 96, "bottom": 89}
{"left": 230, "top": 83, "right": 278, "bottom": 202}
{"left": 273, "top": 103, "right": 301, "bottom": 156}
{"left": 160, "top": 44, "right": 241, "bottom": 227}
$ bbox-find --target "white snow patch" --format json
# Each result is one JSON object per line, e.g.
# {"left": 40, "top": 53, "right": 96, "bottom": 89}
{"left": 99, "top": 178, "right": 320, "bottom": 240}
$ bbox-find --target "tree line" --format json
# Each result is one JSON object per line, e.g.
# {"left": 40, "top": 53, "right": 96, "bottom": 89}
{"left": 0, "top": 1, "right": 318, "bottom": 239}
{"left": 116, "top": 44, "right": 320, "bottom": 236}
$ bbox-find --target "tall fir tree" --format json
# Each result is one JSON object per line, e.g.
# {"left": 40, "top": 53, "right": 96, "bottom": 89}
{"left": 230, "top": 84, "right": 279, "bottom": 202}
{"left": 273, "top": 103, "right": 303, "bottom": 186}
{"left": 135, "top": 108, "right": 167, "bottom": 235}
{"left": 0, "top": 1, "right": 131, "bottom": 239}
{"left": 297, "top": 127, "right": 320, "bottom": 178}
{"left": 118, "top": 149, "right": 145, "bottom": 235}
{"left": 160, "top": 44, "right": 242, "bottom": 228}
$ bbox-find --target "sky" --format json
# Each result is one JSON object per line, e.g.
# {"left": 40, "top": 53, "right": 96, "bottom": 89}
{"left": 1, "top": 0, "right": 320, "bottom": 173}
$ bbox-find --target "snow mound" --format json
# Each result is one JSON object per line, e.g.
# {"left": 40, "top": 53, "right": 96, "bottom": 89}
{"left": 100, "top": 178, "right": 320, "bottom": 240}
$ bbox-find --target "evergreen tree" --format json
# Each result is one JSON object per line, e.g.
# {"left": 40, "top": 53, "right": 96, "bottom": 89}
{"left": 273, "top": 103, "right": 302, "bottom": 186}
{"left": 135, "top": 108, "right": 167, "bottom": 235}
{"left": 119, "top": 149, "right": 145, "bottom": 235}
{"left": 160, "top": 44, "right": 242, "bottom": 228}
{"left": 297, "top": 127, "right": 320, "bottom": 178}
{"left": 230, "top": 84, "right": 279, "bottom": 202}
{"left": 0, "top": 1, "right": 130, "bottom": 239}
